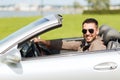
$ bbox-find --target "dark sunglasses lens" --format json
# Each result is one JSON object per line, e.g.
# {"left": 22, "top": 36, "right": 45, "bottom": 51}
{"left": 82, "top": 29, "right": 87, "bottom": 34}
{"left": 82, "top": 29, "right": 94, "bottom": 34}
{"left": 89, "top": 29, "right": 94, "bottom": 33}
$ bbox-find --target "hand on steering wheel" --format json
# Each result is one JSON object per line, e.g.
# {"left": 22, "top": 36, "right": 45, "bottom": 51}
{"left": 35, "top": 42, "right": 52, "bottom": 55}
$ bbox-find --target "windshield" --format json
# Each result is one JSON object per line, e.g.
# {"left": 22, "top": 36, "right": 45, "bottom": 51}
{"left": 0, "top": 18, "right": 49, "bottom": 45}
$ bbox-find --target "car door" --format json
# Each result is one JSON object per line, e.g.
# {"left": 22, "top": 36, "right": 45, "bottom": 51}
{"left": 1, "top": 49, "right": 119, "bottom": 80}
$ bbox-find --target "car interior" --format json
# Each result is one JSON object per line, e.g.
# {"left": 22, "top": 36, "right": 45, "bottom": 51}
{"left": 18, "top": 25, "right": 120, "bottom": 58}
{"left": 99, "top": 25, "right": 120, "bottom": 49}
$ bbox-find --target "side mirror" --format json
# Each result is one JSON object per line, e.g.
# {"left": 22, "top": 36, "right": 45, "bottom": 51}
{"left": 1, "top": 49, "right": 21, "bottom": 64}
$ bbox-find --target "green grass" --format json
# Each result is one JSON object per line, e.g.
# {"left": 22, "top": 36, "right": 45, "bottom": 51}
{"left": 0, "top": 16, "right": 41, "bottom": 39}
{"left": 0, "top": 14, "right": 120, "bottom": 40}
{"left": 41, "top": 14, "right": 120, "bottom": 40}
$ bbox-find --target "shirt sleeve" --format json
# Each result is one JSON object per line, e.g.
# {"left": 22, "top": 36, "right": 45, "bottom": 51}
{"left": 62, "top": 40, "right": 82, "bottom": 50}
{"left": 50, "top": 39, "right": 82, "bottom": 51}
{"left": 49, "top": 39, "right": 63, "bottom": 49}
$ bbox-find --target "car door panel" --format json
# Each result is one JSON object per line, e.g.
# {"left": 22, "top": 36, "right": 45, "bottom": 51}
{"left": 0, "top": 50, "right": 120, "bottom": 80}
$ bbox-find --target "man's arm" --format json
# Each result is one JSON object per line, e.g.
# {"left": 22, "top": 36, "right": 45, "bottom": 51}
{"left": 33, "top": 37, "right": 81, "bottom": 51}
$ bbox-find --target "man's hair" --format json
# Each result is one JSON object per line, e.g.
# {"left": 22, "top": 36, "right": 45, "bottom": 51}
{"left": 82, "top": 18, "right": 98, "bottom": 28}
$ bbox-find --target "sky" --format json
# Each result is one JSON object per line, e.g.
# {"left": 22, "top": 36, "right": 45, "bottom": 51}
{"left": 0, "top": 0, "right": 120, "bottom": 6}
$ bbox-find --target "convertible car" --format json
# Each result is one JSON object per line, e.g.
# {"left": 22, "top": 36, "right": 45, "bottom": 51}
{"left": 0, "top": 14, "right": 120, "bottom": 80}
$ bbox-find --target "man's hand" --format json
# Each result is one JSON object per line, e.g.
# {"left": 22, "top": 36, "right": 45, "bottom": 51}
{"left": 33, "top": 37, "right": 40, "bottom": 43}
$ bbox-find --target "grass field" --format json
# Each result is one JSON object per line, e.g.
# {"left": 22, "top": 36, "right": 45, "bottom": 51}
{"left": 0, "top": 14, "right": 120, "bottom": 40}
{"left": 0, "top": 16, "right": 41, "bottom": 39}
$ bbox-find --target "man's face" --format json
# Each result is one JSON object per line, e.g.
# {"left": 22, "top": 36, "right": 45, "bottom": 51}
{"left": 82, "top": 23, "right": 99, "bottom": 43}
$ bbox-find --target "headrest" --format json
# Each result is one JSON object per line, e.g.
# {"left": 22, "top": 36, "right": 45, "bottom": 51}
{"left": 99, "top": 25, "right": 112, "bottom": 37}
{"left": 101, "top": 26, "right": 120, "bottom": 45}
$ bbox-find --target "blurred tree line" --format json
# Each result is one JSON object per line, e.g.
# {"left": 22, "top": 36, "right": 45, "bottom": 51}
{"left": 73, "top": 0, "right": 120, "bottom": 14}
{"left": 73, "top": 0, "right": 110, "bottom": 10}
{"left": 86, "top": 0, "right": 110, "bottom": 10}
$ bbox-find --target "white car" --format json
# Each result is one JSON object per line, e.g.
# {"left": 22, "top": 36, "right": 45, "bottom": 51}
{"left": 0, "top": 14, "right": 120, "bottom": 80}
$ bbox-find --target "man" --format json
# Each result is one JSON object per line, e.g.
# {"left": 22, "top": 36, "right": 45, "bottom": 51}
{"left": 34, "top": 18, "right": 106, "bottom": 52}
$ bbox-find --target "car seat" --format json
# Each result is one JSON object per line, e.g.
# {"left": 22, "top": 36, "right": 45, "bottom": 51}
{"left": 99, "top": 25, "right": 120, "bottom": 49}
{"left": 99, "top": 25, "right": 112, "bottom": 39}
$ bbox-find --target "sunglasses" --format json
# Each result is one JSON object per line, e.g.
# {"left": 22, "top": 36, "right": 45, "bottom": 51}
{"left": 82, "top": 29, "right": 94, "bottom": 34}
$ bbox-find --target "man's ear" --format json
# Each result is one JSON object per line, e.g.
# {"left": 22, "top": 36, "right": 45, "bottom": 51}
{"left": 96, "top": 28, "right": 99, "bottom": 35}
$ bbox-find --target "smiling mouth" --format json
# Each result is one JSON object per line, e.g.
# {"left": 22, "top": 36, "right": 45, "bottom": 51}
{"left": 85, "top": 36, "right": 93, "bottom": 41}
{"left": 86, "top": 36, "right": 91, "bottom": 39}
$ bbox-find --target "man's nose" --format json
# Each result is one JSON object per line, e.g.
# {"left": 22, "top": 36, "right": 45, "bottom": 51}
{"left": 86, "top": 30, "right": 90, "bottom": 35}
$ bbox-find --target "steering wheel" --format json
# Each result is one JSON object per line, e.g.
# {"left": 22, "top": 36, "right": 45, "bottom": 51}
{"left": 35, "top": 42, "right": 52, "bottom": 55}
{"left": 30, "top": 40, "right": 41, "bottom": 57}
{"left": 20, "top": 40, "right": 52, "bottom": 58}
{"left": 20, "top": 40, "right": 41, "bottom": 57}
